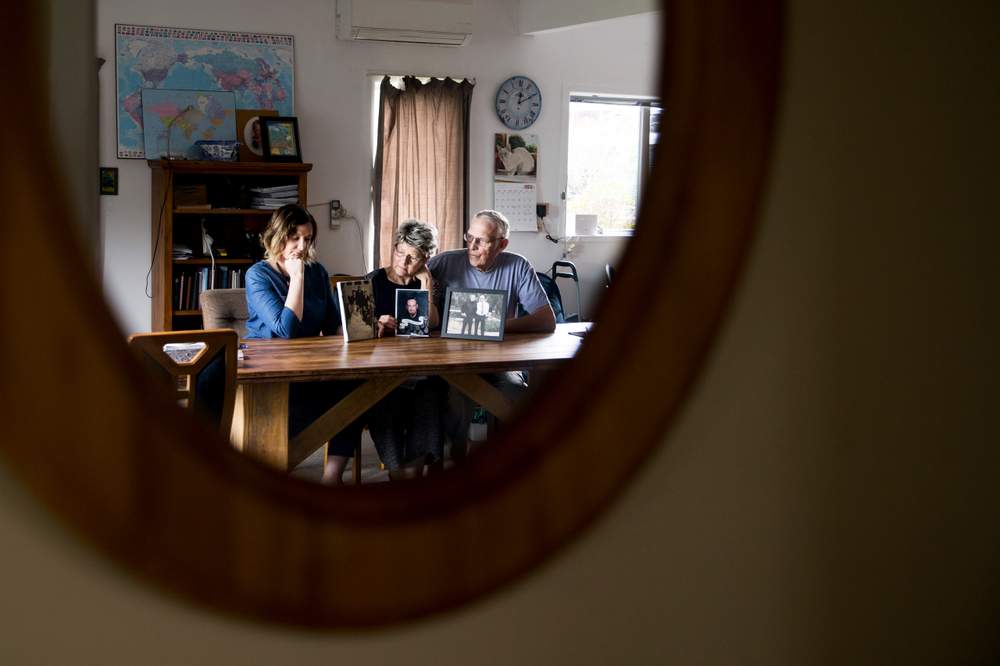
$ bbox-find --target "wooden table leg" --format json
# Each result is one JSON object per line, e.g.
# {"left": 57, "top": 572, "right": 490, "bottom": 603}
{"left": 287, "top": 375, "right": 406, "bottom": 470}
{"left": 232, "top": 382, "right": 290, "bottom": 470}
{"left": 444, "top": 373, "right": 515, "bottom": 421}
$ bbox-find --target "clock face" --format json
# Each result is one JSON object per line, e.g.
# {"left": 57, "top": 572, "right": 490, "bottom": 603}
{"left": 495, "top": 76, "right": 542, "bottom": 130}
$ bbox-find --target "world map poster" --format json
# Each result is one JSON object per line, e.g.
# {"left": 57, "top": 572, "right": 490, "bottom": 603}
{"left": 115, "top": 24, "right": 295, "bottom": 159}
{"left": 141, "top": 89, "right": 236, "bottom": 160}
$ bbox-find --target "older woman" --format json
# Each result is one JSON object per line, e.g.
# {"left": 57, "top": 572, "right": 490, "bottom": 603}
{"left": 357, "top": 219, "right": 446, "bottom": 480}
{"left": 245, "top": 204, "right": 363, "bottom": 484}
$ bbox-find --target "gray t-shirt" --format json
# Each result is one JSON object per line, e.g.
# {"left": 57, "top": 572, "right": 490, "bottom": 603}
{"left": 428, "top": 249, "right": 549, "bottom": 320}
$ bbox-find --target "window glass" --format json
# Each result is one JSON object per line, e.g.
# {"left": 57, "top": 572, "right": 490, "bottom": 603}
{"left": 566, "top": 97, "right": 659, "bottom": 235}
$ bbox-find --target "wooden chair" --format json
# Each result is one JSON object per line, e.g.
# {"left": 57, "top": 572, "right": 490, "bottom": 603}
{"left": 200, "top": 288, "right": 249, "bottom": 339}
{"left": 127, "top": 329, "right": 239, "bottom": 439}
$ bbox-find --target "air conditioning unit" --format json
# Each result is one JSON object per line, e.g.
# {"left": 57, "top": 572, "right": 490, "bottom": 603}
{"left": 336, "top": 0, "right": 473, "bottom": 47}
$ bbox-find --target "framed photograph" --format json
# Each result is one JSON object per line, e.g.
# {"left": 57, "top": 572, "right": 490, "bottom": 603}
{"left": 99, "top": 167, "right": 118, "bottom": 195}
{"left": 236, "top": 109, "right": 277, "bottom": 162}
{"left": 395, "top": 289, "right": 430, "bottom": 337}
{"left": 442, "top": 288, "right": 508, "bottom": 341}
{"left": 335, "top": 279, "right": 375, "bottom": 342}
{"left": 261, "top": 116, "right": 302, "bottom": 162}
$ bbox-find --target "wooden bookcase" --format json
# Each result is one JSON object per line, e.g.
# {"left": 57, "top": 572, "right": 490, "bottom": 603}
{"left": 149, "top": 160, "right": 312, "bottom": 331}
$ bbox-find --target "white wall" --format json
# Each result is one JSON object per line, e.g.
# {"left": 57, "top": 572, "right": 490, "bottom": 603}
{"left": 98, "top": 0, "right": 660, "bottom": 333}
{"left": 518, "top": 0, "right": 658, "bottom": 34}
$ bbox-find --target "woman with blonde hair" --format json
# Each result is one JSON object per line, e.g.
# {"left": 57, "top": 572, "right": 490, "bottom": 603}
{"left": 245, "top": 204, "right": 362, "bottom": 484}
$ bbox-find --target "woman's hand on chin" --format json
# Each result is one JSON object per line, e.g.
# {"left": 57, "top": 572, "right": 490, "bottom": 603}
{"left": 415, "top": 267, "right": 433, "bottom": 290}
{"left": 285, "top": 255, "right": 305, "bottom": 281}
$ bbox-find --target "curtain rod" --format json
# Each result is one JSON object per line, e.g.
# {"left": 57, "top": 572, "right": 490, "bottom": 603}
{"left": 366, "top": 70, "right": 475, "bottom": 83}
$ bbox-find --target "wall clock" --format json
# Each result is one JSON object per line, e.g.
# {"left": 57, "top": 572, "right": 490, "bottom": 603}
{"left": 495, "top": 75, "right": 542, "bottom": 130}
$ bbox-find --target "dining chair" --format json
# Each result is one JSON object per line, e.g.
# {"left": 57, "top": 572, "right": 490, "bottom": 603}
{"left": 200, "top": 288, "right": 249, "bottom": 338}
{"left": 127, "top": 329, "right": 239, "bottom": 439}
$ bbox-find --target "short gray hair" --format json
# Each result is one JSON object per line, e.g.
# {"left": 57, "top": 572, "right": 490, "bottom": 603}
{"left": 473, "top": 209, "right": 510, "bottom": 239}
{"left": 392, "top": 219, "right": 438, "bottom": 259}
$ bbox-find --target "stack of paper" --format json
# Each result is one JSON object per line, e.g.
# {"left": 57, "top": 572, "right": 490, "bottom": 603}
{"left": 250, "top": 184, "right": 299, "bottom": 209}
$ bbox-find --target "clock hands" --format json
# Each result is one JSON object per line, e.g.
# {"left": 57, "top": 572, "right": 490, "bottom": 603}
{"left": 514, "top": 91, "right": 539, "bottom": 108}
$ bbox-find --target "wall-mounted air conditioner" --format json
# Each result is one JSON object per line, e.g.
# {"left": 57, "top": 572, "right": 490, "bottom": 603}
{"left": 336, "top": 0, "right": 473, "bottom": 47}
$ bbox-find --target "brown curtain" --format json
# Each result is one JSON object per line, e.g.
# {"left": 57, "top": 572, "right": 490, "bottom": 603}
{"left": 373, "top": 76, "right": 474, "bottom": 267}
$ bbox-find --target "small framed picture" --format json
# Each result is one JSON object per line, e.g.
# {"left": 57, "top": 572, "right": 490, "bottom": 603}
{"left": 236, "top": 109, "right": 277, "bottom": 162}
{"left": 99, "top": 167, "right": 118, "bottom": 195}
{"left": 442, "top": 288, "right": 507, "bottom": 341}
{"left": 395, "top": 289, "right": 430, "bottom": 337}
{"left": 260, "top": 116, "right": 302, "bottom": 162}
{"left": 335, "top": 279, "right": 375, "bottom": 342}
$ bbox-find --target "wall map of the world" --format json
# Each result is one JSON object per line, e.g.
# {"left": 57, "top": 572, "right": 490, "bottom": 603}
{"left": 115, "top": 24, "right": 295, "bottom": 159}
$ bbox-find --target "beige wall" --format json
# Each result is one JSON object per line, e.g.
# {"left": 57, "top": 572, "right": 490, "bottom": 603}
{"left": 1, "top": 0, "right": 997, "bottom": 662}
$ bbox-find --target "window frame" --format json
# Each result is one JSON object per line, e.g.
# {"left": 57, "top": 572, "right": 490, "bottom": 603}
{"left": 560, "top": 86, "right": 661, "bottom": 239}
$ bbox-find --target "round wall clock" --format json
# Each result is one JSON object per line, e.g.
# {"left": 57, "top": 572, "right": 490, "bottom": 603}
{"left": 495, "top": 75, "right": 542, "bottom": 130}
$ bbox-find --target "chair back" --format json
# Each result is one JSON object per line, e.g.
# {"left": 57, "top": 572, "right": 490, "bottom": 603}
{"left": 533, "top": 272, "right": 567, "bottom": 324}
{"left": 200, "top": 288, "right": 249, "bottom": 338}
{"left": 127, "top": 329, "right": 239, "bottom": 438}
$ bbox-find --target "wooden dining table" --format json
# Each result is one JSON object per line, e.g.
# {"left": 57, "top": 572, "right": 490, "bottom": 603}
{"left": 231, "top": 323, "right": 590, "bottom": 471}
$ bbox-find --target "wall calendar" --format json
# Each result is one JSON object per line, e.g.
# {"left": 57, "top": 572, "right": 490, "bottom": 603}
{"left": 493, "top": 181, "right": 538, "bottom": 232}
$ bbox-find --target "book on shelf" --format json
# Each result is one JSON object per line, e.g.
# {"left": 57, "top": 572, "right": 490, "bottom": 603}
{"left": 175, "top": 203, "right": 213, "bottom": 212}
{"left": 173, "top": 266, "right": 248, "bottom": 309}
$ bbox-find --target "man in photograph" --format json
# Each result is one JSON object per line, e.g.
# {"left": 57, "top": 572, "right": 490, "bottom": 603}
{"left": 460, "top": 293, "right": 477, "bottom": 335}
{"left": 475, "top": 294, "right": 490, "bottom": 335}
{"left": 397, "top": 297, "right": 429, "bottom": 336}
{"left": 429, "top": 209, "right": 556, "bottom": 458}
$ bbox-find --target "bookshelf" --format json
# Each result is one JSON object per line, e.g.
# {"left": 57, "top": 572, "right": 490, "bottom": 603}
{"left": 148, "top": 160, "right": 312, "bottom": 331}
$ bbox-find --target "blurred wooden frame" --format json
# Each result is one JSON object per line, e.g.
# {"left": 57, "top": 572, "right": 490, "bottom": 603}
{"left": 0, "top": 1, "right": 784, "bottom": 627}
{"left": 127, "top": 329, "right": 239, "bottom": 438}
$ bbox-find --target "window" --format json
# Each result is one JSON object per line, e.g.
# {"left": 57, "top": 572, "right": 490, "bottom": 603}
{"left": 565, "top": 94, "right": 661, "bottom": 235}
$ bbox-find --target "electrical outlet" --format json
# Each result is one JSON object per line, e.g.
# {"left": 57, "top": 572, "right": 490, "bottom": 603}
{"left": 329, "top": 200, "right": 342, "bottom": 229}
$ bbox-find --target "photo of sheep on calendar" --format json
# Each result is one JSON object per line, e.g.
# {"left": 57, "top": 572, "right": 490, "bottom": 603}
{"left": 494, "top": 132, "right": 537, "bottom": 182}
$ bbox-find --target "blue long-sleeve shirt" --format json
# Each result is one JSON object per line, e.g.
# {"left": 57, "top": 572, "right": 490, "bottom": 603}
{"left": 245, "top": 260, "right": 340, "bottom": 339}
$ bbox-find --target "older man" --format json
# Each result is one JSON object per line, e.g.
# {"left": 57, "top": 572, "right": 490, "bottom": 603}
{"left": 428, "top": 209, "right": 555, "bottom": 459}
{"left": 429, "top": 209, "right": 555, "bottom": 334}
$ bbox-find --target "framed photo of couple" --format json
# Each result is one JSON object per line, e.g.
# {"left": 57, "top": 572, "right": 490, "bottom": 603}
{"left": 442, "top": 288, "right": 507, "bottom": 341}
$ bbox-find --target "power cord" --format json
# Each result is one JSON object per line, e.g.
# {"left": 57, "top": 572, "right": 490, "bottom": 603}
{"left": 306, "top": 200, "right": 369, "bottom": 273}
